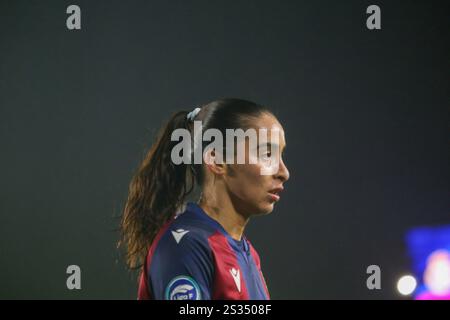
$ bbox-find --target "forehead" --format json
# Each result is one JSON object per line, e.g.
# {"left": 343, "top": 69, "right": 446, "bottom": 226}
{"left": 249, "top": 113, "right": 286, "bottom": 145}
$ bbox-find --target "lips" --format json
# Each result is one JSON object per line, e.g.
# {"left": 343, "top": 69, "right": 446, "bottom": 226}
{"left": 268, "top": 186, "right": 284, "bottom": 201}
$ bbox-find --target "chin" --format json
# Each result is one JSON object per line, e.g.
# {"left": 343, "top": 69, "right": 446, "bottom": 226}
{"left": 257, "top": 202, "right": 275, "bottom": 215}
{"left": 240, "top": 199, "right": 275, "bottom": 216}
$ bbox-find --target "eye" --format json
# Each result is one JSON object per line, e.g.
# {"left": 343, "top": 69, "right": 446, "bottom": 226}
{"left": 260, "top": 151, "right": 272, "bottom": 161}
{"left": 257, "top": 144, "right": 274, "bottom": 161}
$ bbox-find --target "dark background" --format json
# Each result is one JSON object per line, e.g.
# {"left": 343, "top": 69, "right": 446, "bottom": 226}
{"left": 0, "top": 0, "right": 448, "bottom": 299}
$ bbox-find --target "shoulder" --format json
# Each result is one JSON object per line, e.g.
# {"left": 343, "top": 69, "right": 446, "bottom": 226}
{"left": 153, "top": 214, "right": 216, "bottom": 259}
{"left": 148, "top": 216, "right": 217, "bottom": 300}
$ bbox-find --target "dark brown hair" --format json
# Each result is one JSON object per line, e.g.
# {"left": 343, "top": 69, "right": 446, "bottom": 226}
{"left": 119, "top": 98, "right": 273, "bottom": 269}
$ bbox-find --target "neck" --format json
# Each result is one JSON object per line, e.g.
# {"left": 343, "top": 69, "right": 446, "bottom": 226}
{"left": 198, "top": 189, "right": 249, "bottom": 241}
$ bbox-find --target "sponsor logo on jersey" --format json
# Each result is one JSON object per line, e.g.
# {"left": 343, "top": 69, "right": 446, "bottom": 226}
{"left": 171, "top": 229, "right": 189, "bottom": 244}
{"left": 230, "top": 268, "right": 241, "bottom": 292}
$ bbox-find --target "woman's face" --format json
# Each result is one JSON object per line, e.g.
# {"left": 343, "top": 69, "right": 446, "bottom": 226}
{"left": 224, "top": 113, "right": 290, "bottom": 216}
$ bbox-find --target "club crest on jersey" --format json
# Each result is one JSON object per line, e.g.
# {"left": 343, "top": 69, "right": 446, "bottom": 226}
{"left": 165, "top": 276, "right": 201, "bottom": 300}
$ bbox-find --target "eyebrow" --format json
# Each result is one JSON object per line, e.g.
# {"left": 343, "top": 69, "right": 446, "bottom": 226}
{"left": 257, "top": 143, "right": 287, "bottom": 152}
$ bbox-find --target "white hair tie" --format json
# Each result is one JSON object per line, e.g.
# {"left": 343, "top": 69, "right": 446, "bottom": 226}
{"left": 186, "top": 107, "right": 201, "bottom": 121}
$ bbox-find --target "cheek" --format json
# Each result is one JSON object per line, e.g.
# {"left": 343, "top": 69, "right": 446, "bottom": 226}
{"left": 230, "top": 163, "right": 268, "bottom": 197}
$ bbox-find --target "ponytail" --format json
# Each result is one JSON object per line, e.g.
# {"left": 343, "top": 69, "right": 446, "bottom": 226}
{"left": 119, "top": 111, "right": 195, "bottom": 269}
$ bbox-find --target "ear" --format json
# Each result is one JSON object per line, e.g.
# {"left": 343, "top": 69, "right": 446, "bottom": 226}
{"left": 203, "top": 148, "right": 226, "bottom": 176}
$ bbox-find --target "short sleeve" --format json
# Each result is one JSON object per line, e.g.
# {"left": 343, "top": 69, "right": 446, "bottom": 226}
{"left": 148, "top": 229, "right": 214, "bottom": 300}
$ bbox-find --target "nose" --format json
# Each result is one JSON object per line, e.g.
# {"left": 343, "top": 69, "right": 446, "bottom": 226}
{"left": 275, "top": 158, "right": 290, "bottom": 182}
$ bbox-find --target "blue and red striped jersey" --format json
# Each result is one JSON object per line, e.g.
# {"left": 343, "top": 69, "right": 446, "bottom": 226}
{"left": 137, "top": 202, "right": 270, "bottom": 300}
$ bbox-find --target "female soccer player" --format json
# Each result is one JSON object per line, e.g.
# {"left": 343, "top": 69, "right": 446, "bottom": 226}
{"left": 120, "top": 98, "right": 289, "bottom": 300}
